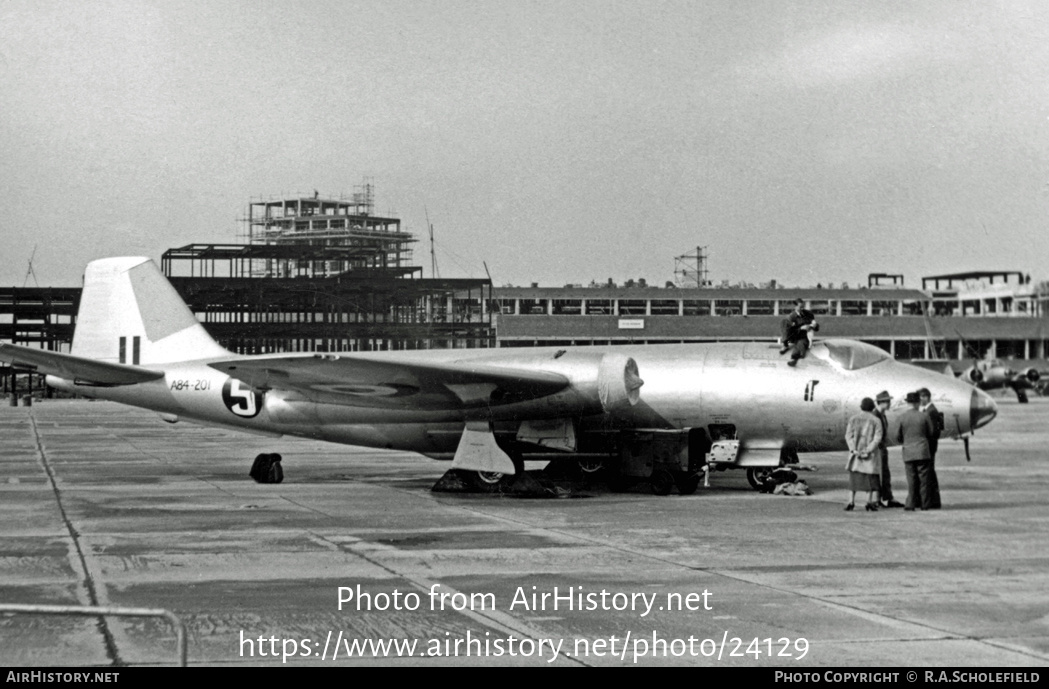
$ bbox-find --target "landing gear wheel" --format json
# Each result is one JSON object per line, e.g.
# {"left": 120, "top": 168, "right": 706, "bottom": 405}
{"left": 650, "top": 469, "right": 674, "bottom": 496}
{"left": 475, "top": 471, "right": 504, "bottom": 485}
{"left": 746, "top": 467, "right": 775, "bottom": 491}
{"left": 466, "top": 469, "right": 513, "bottom": 493}
{"left": 675, "top": 472, "right": 701, "bottom": 495}
{"left": 578, "top": 458, "right": 604, "bottom": 474}
{"left": 577, "top": 458, "right": 605, "bottom": 482}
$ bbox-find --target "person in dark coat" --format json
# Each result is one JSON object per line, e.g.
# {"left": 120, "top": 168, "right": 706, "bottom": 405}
{"left": 918, "top": 387, "right": 943, "bottom": 509}
{"left": 874, "top": 390, "right": 903, "bottom": 508}
{"left": 779, "top": 299, "right": 818, "bottom": 367}
{"left": 896, "top": 391, "right": 937, "bottom": 511}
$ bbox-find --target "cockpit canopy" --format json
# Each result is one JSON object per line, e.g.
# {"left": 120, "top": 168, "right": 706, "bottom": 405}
{"left": 815, "top": 339, "right": 893, "bottom": 371}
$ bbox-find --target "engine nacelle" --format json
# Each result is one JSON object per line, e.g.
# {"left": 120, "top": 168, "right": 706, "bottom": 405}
{"left": 464, "top": 350, "right": 644, "bottom": 420}
{"left": 1023, "top": 367, "right": 1040, "bottom": 383}
{"left": 597, "top": 353, "right": 644, "bottom": 411}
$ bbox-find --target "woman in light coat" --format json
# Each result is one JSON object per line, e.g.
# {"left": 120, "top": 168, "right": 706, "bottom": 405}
{"left": 844, "top": 398, "right": 884, "bottom": 511}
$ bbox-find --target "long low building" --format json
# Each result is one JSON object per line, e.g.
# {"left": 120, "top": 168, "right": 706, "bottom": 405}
{"left": 4, "top": 269, "right": 1048, "bottom": 368}
{"left": 491, "top": 277, "right": 1049, "bottom": 363}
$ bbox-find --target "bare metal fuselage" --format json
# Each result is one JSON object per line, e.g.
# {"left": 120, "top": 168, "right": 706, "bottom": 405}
{"left": 49, "top": 340, "right": 996, "bottom": 463}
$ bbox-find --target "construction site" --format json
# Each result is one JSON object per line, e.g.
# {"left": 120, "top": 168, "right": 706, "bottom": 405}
{"left": 1, "top": 184, "right": 494, "bottom": 397}
{"left": 161, "top": 183, "right": 493, "bottom": 354}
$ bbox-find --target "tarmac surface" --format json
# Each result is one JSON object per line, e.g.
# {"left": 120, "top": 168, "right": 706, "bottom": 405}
{"left": 1, "top": 395, "right": 1047, "bottom": 667}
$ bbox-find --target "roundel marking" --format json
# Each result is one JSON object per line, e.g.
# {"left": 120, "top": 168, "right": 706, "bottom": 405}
{"left": 222, "top": 378, "right": 263, "bottom": 418}
{"left": 309, "top": 383, "right": 419, "bottom": 397}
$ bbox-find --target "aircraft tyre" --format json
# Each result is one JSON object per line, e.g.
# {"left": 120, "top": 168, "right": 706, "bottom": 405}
{"left": 577, "top": 458, "right": 604, "bottom": 475}
{"left": 650, "top": 469, "right": 674, "bottom": 496}
{"left": 746, "top": 467, "right": 798, "bottom": 491}
{"left": 465, "top": 443, "right": 526, "bottom": 491}
{"left": 470, "top": 470, "right": 506, "bottom": 491}
{"left": 576, "top": 458, "right": 606, "bottom": 483}
{"left": 746, "top": 467, "right": 775, "bottom": 491}
{"left": 675, "top": 472, "right": 701, "bottom": 495}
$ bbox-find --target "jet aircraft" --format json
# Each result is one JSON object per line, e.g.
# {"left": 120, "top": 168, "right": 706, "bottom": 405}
{"left": 0, "top": 258, "right": 999, "bottom": 493}
{"left": 957, "top": 357, "right": 1041, "bottom": 403}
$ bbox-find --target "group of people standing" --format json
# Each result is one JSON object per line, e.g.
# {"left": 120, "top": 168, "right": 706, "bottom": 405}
{"left": 843, "top": 388, "right": 944, "bottom": 512}
{"left": 779, "top": 299, "right": 946, "bottom": 510}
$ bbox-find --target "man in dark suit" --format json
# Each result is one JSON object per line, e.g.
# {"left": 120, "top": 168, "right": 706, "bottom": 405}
{"left": 874, "top": 390, "right": 903, "bottom": 508}
{"left": 896, "top": 391, "right": 937, "bottom": 511}
{"left": 918, "top": 387, "right": 943, "bottom": 509}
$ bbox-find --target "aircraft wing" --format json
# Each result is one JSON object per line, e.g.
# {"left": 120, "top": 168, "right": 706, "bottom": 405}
{"left": 208, "top": 354, "right": 571, "bottom": 410}
{"left": 0, "top": 343, "right": 165, "bottom": 386}
{"left": 1009, "top": 369, "right": 1040, "bottom": 386}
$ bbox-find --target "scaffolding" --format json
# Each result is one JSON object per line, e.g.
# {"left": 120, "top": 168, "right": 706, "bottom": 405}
{"left": 674, "top": 246, "right": 710, "bottom": 288}
{"left": 242, "top": 181, "right": 413, "bottom": 278}
{"left": 162, "top": 186, "right": 493, "bottom": 353}
{"left": 0, "top": 287, "right": 79, "bottom": 397}
{"left": 0, "top": 287, "right": 79, "bottom": 351}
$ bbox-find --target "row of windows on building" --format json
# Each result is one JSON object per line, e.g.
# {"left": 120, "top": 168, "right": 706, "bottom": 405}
{"left": 493, "top": 296, "right": 1043, "bottom": 317}
{"left": 498, "top": 337, "right": 1047, "bottom": 360}
{"left": 496, "top": 298, "right": 922, "bottom": 317}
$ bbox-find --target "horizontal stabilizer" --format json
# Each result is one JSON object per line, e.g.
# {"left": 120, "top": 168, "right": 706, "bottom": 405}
{"left": 0, "top": 343, "right": 164, "bottom": 386}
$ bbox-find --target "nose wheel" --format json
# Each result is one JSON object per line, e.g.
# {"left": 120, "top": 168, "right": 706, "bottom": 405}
{"left": 746, "top": 466, "right": 797, "bottom": 491}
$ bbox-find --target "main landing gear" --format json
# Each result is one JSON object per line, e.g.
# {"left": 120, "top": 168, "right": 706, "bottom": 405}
{"left": 249, "top": 453, "right": 284, "bottom": 484}
{"left": 462, "top": 449, "right": 529, "bottom": 492}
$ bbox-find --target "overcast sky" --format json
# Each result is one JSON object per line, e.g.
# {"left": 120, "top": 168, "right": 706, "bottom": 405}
{"left": 2, "top": 1, "right": 1048, "bottom": 289}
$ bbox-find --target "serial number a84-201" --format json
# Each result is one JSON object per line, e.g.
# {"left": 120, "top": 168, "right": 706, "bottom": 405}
{"left": 169, "top": 379, "right": 212, "bottom": 391}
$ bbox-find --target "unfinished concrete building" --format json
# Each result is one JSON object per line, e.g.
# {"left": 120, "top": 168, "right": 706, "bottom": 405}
{"left": 162, "top": 186, "right": 493, "bottom": 353}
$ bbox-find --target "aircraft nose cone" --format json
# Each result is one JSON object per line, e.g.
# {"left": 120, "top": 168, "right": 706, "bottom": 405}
{"left": 970, "top": 389, "right": 998, "bottom": 430}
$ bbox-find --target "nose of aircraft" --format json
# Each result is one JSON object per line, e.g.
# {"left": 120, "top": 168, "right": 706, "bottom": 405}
{"left": 970, "top": 389, "right": 998, "bottom": 430}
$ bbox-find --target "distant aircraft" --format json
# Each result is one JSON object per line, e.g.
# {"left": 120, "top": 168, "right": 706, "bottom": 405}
{"left": 958, "top": 357, "right": 1041, "bottom": 403}
{"left": 0, "top": 258, "right": 999, "bottom": 494}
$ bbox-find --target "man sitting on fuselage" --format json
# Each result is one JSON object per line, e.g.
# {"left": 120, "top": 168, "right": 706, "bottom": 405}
{"left": 780, "top": 298, "right": 818, "bottom": 367}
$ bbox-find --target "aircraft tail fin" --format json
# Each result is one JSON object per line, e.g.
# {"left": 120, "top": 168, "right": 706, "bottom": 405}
{"left": 71, "top": 257, "right": 230, "bottom": 365}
